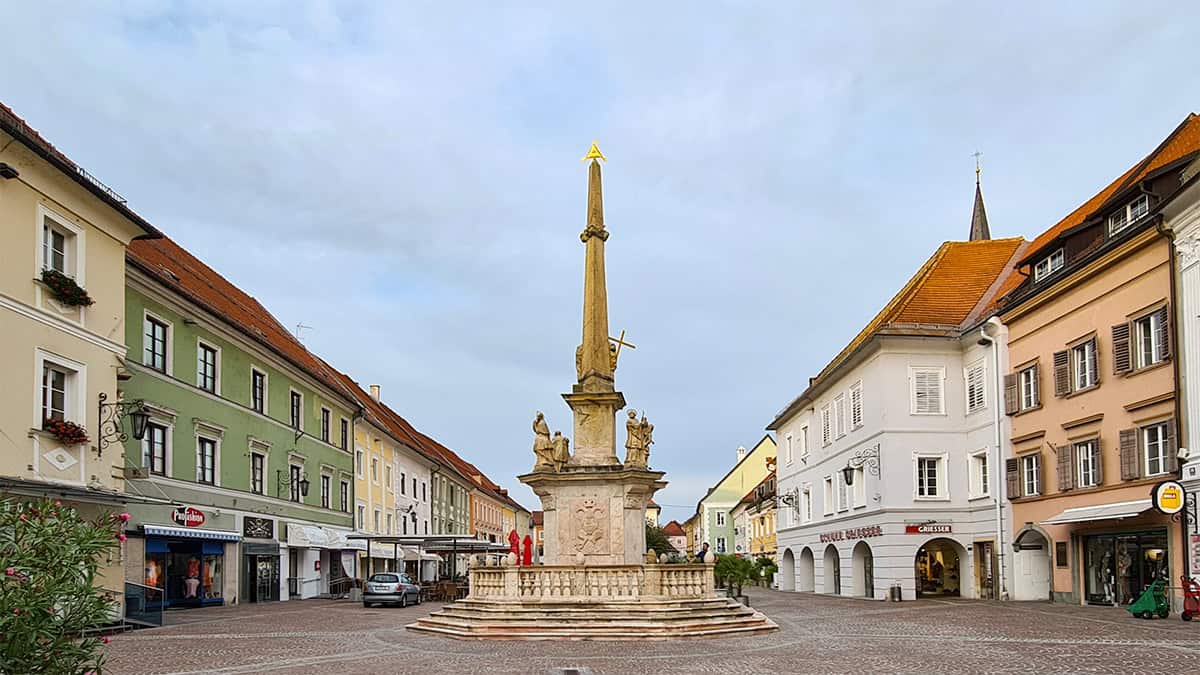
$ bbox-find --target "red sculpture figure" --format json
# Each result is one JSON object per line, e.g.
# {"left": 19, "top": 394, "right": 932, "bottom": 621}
{"left": 508, "top": 529, "right": 521, "bottom": 565}
{"left": 522, "top": 535, "right": 533, "bottom": 566}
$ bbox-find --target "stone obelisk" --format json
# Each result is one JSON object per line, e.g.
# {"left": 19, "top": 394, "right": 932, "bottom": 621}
{"left": 567, "top": 143, "right": 626, "bottom": 466}
{"left": 519, "top": 143, "right": 665, "bottom": 566}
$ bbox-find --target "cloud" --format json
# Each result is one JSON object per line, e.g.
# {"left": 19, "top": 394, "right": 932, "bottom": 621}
{"left": 3, "top": 1, "right": 1199, "bottom": 514}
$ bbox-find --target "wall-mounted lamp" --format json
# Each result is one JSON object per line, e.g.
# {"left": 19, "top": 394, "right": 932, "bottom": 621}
{"left": 97, "top": 392, "right": 150, "bottom": 456}
{"left": 277, "top": 468, "right": 310, "bottom": 498}
{"left": 842, "top": 444, "right": 881, "bottom": 486}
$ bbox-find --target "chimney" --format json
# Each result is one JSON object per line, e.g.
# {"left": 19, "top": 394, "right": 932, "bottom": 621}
{"left": 736, "top": 446, "right": 746, "bottom": 462}
{"left": 369, "top": 384, "right": 381, "bottom": 401}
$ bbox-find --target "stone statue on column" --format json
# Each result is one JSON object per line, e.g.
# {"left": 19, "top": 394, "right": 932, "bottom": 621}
{"left": 625, "top": 410, "right": 647, "bottom": 468}
{"left": 551, "top": 431, "right": 571, "bottom": 472}
{"left": 532, "top": 411, "right": 554, "bottom": 470}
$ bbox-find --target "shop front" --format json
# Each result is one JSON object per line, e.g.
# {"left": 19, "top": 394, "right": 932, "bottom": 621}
{"left": 285, "top": 522, "right": 360, "bottom": 599}
{"left": 142, "top": 523, "right": 240, "bottom": 608}
{"left": 240, "top": 515, "right": 281, "bottom": 604}
{"left": 1081, "top": 529, "right": 1168, "bottom": 605}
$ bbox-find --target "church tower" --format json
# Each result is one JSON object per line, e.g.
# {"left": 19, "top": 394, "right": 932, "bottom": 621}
{"left": 969, "top": 156, "right": 991, "bottom": 241}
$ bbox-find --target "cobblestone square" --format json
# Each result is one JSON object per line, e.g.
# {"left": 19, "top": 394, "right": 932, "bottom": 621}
{"left": 104, "top": 590, "right": 1200, "bottom": 674}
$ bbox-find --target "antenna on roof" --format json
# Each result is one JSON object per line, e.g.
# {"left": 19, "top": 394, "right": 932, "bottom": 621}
{"left": 295, "top": 322, "right": 313, "bottom": 341}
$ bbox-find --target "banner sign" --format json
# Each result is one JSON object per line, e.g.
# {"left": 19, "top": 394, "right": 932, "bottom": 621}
{"left": 819, "top": 525, "right": 883, "bottom": 543}
{"left": 905, "top": 523, "right": 952, "bottom": 535}
{"left": 171, "top": 506, "right": 206, "bottom": 527}
{"left": 1151, "top": 481, "right": 1185, "bottom": 516}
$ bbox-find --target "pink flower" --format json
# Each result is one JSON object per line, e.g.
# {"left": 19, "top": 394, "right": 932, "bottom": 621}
{"left": 12, "top": 608, "right": 19, "bottom": 615}
{"left": 118, "top": 512, "right": 130, "bottom": 522}
{"left": 18, "top": 514, "right": 26, "bottom": 521}
{"left": 54, "top": 501, "right": 61, "bottom": 507}
{"left": 102, "top": 636, "right": 111, "bottom": 644}
{"left": 117, "top": 533, "right": 127, "bottom": 543}
{"left": 5, "top": 568, "right": 14, "bottom": 577}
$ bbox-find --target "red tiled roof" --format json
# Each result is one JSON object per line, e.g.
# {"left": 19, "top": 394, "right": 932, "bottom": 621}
{"left": 128, "top": 236, "right": 355, "bottom": 408}
{"left": 647, "top": 499, "right": 659, "bottom": 508}
{"left": 769, "top": 237, "right": 1024, "bottom": 429}
{"left": 0, "top": 100, "right": 160, "bottom": 238}
{"left": 662, "top": 520, "right": 685, "bottom": 537}
{"left": 993, "top": 113, "right": 1200, "bottom": 310}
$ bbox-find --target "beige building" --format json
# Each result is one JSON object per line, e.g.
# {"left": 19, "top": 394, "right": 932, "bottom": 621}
{"left": 0, "top": 101, "right": 163, "bottom": 615}
{"left": 1000, "top": 114, "right": 1200, "bottom": 606}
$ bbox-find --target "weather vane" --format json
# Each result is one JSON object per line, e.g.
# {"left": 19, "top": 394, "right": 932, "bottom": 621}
{"left": 582, "top": 140, "right": 606, "bottom": 163}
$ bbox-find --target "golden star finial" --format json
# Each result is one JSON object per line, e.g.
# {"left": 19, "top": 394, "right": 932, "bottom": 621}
{"left": 582, "top": 140, "right": 606, "bottom": 163}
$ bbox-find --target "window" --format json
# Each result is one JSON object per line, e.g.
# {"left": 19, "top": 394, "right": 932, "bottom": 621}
{"left": 422, "top": 481, "right": 427, "bottom": 502}
{"left": 1019, "top": 364, "right": 1039, "bottom": 411}
{"left": 801, "top": 485, "right": 812, "bottom": 523}
{"left": 1133, "top": 311, "right": 1167, "bottom": 369}
{"left": 197, "top": 342, "right": 218, "bottom": 393}
{"left": 385, "top": 465, "right": 392, "bottom": 491}
{"left": 821, "top": 405, "right": 832, "bottom": 445}
{"left": 320, "top": 475, "right": 331, "bottom": 508}
{"left": 1075, "top": 440, "right": 1099, "bottom": 488}
{"left": 413, "top": 477, "right": 417, "bottom": 495}
{"left": 969, "top": 451, "right": 989, "bottom": 497}
{"left": 387, "top": 513, "right": 394, "bottom": 534}
{"left": 400, "top": 472, "right": 406, "bottom": 495}
{"left": 916, "top": 456, "right": 942, "bottom": 498}
{"left": 41, "top": 362, "right": 69, "bottom": 423}
{"left": 42, "top": 221, "right": 68, "bottom": 274}
{"left": 823, "top": 476, "right": 835, "bottom": 515}
{"left": 250, "top": 369, "right": 265, "bottom": 413}
{"left": 197, "top": 438, "right": 216, "bottom": 485}
{"left": 715, "top": 511, "right": 726, "bottom": 527}
{"left": 1022, "top": 453, "right": 1041, "bottom": 497}
{"left": 402, "top": 515, "right": 408, "bottom": 535}
{"left": 716, "top": 537, "right": 727, "bottom": 554}
{"left": 1071, "top": 339, "right": 1098, "bottom": 391}
{"left": 320, "top": 408, "right": 331, "bottom": 443}
{"left": 1108, "top": 194, "right": 1150, "bottom": 236}
{"left": 373, "top": 510, "right": 381, "bottom": 533}
{"left": 1144, "top": 422, "right": 1170, "bottom": 477}
{"left": 355, "top": 450, "right": 364, "bottom": 478}
{"left": 785, "top": 433, "right": 794, "bottom": 465}
{"left": 289, "top": 464, "right": 302, "bottom": 502}
{"left": 143, "top": 423, "right": 167, "bottom": 476}
{"left": 799, "top": 426, "right": 809, "bottom": 464}
{"left": 357, "top": 505, "right": 366, "bottom": 530}
{"left": 836, "top": 471, "right": 848, "bottom": 511}
{"left": 371, "top": 457, "right": 379, "bottom": 483}
{"left": 910, "top": 367, "right": 945, "bottom": 414}
{"left": 966, "top": 362, "right": 986, "bottom": 413}
{"left": 144, "top": 316, "right": 168, "bottom": 372}
{"left": 850, "top": 382, "right": 863, "bottom": 428}
{"left": 340, "top": 419, "right": 348, "bottom": 450}
{"left": 1034, "top": 248, "right": 1065, "bottom": 281}
{"left": 250, "top": 452, "right": 264, "bottom": 494}
{"left": 289, "top": 391, "right": 302, "bottom": 430}
{"left": 852, "top": 467, "right": 865, "bottom": 507}
{"left": 834, "top": 394, "right": 847, "bottom": 438}
{"left": 340, "top": 480, "right": 349, "bottom": 512}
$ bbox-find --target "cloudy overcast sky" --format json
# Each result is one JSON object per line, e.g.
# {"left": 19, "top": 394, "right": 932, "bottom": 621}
{"left": 5, "top": 2, "right": 1199, "bottom": 520}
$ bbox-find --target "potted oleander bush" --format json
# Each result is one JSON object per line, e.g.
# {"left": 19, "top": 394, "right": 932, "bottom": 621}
{"left": 40, "top": 269, "right": 95, "bottom": 307}
{"left": 0, "top": 498, "right": 127, "bottom": 674}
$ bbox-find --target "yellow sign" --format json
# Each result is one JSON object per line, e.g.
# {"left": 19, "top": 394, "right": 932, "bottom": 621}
{"left": 1152, "top": 480, "right": 1185, "bottom": 515}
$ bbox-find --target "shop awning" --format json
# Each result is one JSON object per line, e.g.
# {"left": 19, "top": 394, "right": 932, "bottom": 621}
{"left": 0, "top": 476, "right": 175, "bottom": 506}
{"left": 143, "top": 524, "right": 241, "bottom": 541}
{"left": 287, "top": 523, "right": 366, "bottom": 550}
{"left": 1040, "top": 499, "right": 1152, "bottom": 525}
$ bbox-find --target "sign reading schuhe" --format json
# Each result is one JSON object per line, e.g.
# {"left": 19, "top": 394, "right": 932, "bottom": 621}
{"left": 171, "top": 506, "right": 206, "bottom": 527}
{"left": 819, "top": 525, "right": 883, "bottom": 543}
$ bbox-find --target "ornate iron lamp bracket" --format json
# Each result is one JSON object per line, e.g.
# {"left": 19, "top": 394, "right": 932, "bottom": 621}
{"left": 97, "top": 392, "right": 149, "bottom": 455}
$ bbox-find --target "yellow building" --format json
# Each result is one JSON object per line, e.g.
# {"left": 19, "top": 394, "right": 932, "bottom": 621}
{"left": 0, "top": 101, "right": 164, "bottom": 618}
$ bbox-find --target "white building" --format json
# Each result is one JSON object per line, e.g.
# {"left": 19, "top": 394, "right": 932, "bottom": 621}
{"left": 770, "top": 232, "right": 1023, "bottom": 601}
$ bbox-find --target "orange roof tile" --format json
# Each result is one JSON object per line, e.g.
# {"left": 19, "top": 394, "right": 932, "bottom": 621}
{"left": 992, "top": 113, "right": 1200, "bottom": 309}
{"left": 128, "top": 236, "right": 355, "bottom": 407}
{"left": 662, "top": 520, "right": 685, "bottom": 537}
{"left": 769, "top": 237, "right": 1023, "bottom": 429}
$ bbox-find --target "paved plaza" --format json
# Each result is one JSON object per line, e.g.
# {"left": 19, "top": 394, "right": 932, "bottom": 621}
{"left": 104, "top": 590, "right": 1200, "bottom": 674}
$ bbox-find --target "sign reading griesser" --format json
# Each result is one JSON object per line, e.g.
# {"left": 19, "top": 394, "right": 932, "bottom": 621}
{"left": 905, "top": 523, "right": 952, "bottom": 535}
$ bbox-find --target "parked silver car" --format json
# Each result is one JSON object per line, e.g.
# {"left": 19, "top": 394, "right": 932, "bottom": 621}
{"left": 363, "top": 573, "right": 421, "bottom": 608}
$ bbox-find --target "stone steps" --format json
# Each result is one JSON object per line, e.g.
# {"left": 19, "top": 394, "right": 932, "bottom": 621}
{"left": 406, "top": 597, "right": 778, "bottom": 640}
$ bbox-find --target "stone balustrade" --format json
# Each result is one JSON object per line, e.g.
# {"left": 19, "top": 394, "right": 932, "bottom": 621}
{"left": 468, "top": 563, "right": 715, "bottom": 601}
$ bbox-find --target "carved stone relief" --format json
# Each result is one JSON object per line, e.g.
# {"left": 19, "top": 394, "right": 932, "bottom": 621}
{"left": 570, "top": 497, "right": 609, "bottom": 554}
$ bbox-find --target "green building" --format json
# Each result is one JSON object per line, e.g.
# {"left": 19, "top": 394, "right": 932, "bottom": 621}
{"left": 695, "top": 435, "right": 776, "bottom": 555}
{"left": 119, "top": 235, "right": 361, "bottom": 609}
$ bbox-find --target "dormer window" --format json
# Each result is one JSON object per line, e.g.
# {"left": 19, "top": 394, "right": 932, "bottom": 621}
{"left": 1107, "top": 194, "right": 1150, "bottom": 236}
{"left": 1033, "top": 248, "right": 1064, "bottom": 282}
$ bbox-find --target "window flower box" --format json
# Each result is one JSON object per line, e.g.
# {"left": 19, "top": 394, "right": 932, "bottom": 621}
{"left": 43, "top": 419, "right": 90, "bottom": 446}
{"left": 40, "top": 269, "right": 94, "bottom": 307}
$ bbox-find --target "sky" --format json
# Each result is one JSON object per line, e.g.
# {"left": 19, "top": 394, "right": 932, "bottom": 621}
{"left": 5, "top": 2, "right": 1200, "bottom": 521}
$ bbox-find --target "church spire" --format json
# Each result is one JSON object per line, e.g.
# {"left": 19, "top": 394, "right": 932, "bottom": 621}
{"left": 969, "top": 152, "right": 990, "bottom": 241}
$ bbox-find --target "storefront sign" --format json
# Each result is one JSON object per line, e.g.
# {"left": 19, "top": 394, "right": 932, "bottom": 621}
{"left": 243, "top": 517, "right": 274, "bottom": 539}
{"left": 819, "top": 525, "right": 883, "bottom": 542}
{"left": 906, "top": 523, "right": 952, "bottom": 535}
{"left": 1151, "top": 480, "right": 1186, "bottom": 515}
{"left": 171, "top": 506, "right": 206, "bottom": 527}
